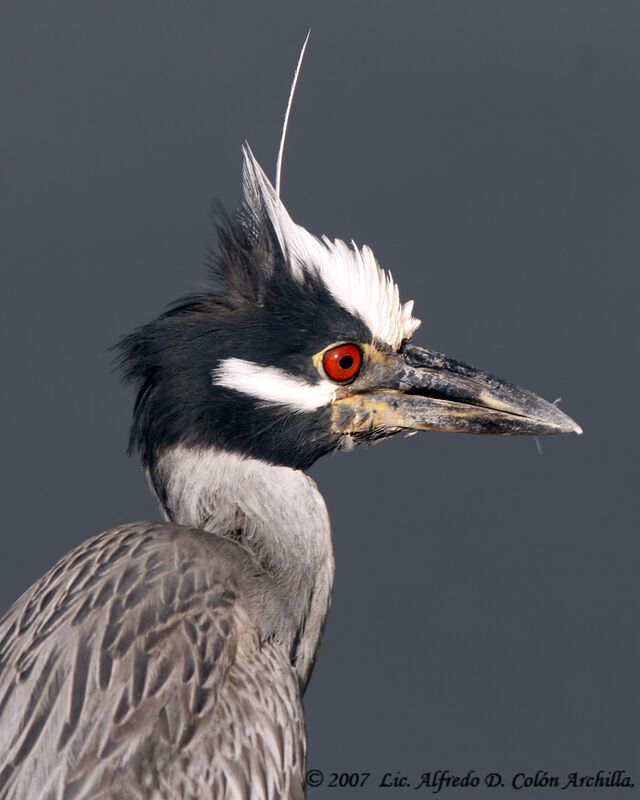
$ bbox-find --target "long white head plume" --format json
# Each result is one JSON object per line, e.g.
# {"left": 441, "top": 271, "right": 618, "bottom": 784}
{"left": 243, "top": 146, "right": 421, "bottom": 349}
{"left": 276, "top": 31, "right": 310, "bottom": 199}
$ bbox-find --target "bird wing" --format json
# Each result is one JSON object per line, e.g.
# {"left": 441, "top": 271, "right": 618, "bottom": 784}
{"left": 0, "top": 522, "right": 306, "bottom": 800}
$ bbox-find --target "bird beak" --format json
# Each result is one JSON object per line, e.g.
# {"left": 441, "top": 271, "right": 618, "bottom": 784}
{"left": 331, "top": 343, "right": 582, "bottom": 437}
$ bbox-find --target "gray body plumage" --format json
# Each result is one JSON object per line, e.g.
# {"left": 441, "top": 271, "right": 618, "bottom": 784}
{"left": 0, "top": 450, "right": 333, "bottom": 799}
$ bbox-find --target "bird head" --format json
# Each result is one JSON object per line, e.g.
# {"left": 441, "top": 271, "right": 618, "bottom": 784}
{"left": 116, "top": 147, "right": 581, "bottom": 480}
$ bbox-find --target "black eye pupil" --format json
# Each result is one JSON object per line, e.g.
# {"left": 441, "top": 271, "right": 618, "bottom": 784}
{"left": 339, "top": 355, "right": 353, "bottom": 370}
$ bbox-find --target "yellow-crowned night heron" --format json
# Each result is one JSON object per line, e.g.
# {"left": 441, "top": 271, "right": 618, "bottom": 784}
{"left": 0, "top": 146, "right": 580, "bottom": 799}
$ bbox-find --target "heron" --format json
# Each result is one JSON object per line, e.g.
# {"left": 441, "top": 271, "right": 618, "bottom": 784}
{"left": 0, "top": 141, "right": 580, "bottom": 798}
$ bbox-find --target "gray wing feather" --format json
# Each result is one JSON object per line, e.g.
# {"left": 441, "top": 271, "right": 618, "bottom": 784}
{"left": 0, "top": 523, "right": 305, "bottom": 800}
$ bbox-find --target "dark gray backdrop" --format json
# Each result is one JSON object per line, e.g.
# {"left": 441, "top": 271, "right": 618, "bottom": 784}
{"left": 1, "top": 2, "right": 638, "bottom": 797}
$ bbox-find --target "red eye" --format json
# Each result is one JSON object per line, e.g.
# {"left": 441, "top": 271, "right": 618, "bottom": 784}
{"left": 322, "top": 343, "right": 362, "bottom": 382}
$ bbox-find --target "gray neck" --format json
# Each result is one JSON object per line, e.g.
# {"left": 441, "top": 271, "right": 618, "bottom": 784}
{"left": 153, "top": 445, "right": 334, "bottom": 685}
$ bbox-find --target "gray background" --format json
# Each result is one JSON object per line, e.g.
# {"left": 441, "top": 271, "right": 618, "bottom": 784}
{"left": 1, "top": 1, "right": 638, "bottom": 797}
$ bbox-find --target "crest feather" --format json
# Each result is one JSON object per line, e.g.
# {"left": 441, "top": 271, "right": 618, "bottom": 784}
{"left": 242, "top": 145, "right": 421, "bottom": 349}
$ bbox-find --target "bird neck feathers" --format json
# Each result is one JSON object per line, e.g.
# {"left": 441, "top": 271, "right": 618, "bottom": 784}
{"left": 151, "top": 444, "right": 334, "bottom": 683}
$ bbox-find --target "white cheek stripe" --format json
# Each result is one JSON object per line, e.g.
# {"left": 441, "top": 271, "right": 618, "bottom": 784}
{"left": 212, "top": 357, "right": 336, "bottom": 411}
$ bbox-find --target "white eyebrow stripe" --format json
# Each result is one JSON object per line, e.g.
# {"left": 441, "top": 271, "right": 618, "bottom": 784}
{"left": 212, "top": 357, "right": 336, "bottom": 411}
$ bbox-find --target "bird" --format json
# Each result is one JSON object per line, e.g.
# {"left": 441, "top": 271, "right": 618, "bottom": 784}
{"left": 0, "top": 142, "right": 581, "bottom": 799}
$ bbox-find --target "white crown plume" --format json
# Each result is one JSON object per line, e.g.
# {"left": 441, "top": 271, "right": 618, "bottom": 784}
{"left": 242, "top": 145, "right": 421, "bottom": 350}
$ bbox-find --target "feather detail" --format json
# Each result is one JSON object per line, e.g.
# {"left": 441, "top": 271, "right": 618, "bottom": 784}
{"left": 242, "top": 145, "right": 421, "bottom": 349}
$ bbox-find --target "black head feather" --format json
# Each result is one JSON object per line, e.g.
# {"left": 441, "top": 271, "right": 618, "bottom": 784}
{"left": 115, "top": 197, "right": 370, "bottom": 474}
